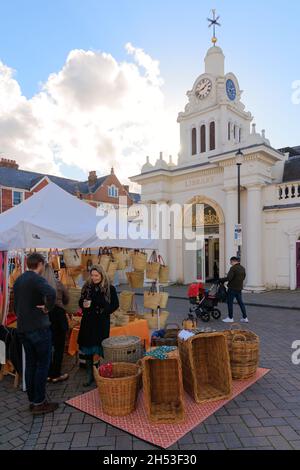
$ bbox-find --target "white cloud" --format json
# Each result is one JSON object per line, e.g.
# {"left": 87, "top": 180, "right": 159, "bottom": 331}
{"left": 0, "top": 45, "right": 179, "bottom": 187}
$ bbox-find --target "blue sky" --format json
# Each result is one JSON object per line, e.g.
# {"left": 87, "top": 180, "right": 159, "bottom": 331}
{"left": 0, "top": 0, "right": 299, "bottom": 180}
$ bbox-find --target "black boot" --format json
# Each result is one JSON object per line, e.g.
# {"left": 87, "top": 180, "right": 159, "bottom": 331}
{"left": 83, "top": 356, "right": 94, "bottom": 387}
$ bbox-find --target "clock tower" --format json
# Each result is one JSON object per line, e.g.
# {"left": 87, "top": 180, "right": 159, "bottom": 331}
{"left": 177, "top": 44, "right": 257, "bottom": 167}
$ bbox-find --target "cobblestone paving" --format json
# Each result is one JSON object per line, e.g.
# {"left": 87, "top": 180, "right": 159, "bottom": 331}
{"left": 1, "top": 295, "right": 300, "bottom": 450}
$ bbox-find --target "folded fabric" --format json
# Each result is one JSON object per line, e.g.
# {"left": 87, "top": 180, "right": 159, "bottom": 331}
{"left": 178, "top": 330, "right": 195, "bottom": 341}
{"left": 144, "top": 346, "right": 177, "bottom": 360}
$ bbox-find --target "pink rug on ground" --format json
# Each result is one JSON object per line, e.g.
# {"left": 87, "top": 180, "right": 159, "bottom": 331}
{"left": 66, "top": 368, "right": 270, "bottom": 449}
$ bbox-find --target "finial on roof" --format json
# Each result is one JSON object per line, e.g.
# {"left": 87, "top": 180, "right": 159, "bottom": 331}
{"left": 207, "top": 9, "right": 221, "bottom": 46}
{"left": 111, "top": 167, "right": 114, "bottom": 175}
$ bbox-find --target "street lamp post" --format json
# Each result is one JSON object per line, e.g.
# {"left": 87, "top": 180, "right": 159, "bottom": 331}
{"left": 235, "top": 149, "right": 244, "bottom": 259}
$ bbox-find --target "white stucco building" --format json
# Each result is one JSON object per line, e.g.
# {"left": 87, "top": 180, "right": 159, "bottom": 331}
{"left": 130, "top": 43, "right": 300, "bottom": 291}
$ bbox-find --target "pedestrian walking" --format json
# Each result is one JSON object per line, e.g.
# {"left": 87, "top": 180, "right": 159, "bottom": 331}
{"left": 221, "top": 256, "right": 248, "bottom": 323}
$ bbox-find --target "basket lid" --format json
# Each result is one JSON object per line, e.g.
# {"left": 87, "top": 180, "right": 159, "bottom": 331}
{"left": 102, "top": 335, "right": 141, "bottom": 348}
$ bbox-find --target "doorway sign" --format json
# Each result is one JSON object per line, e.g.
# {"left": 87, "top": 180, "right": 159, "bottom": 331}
{"left": 234, "top": 224, "right": 242, "bottom": 246}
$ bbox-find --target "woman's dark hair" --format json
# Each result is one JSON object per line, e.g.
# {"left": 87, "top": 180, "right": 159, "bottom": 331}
{"left": 27, "top": 253, "right": 45, "bottom": 270}
{"left": 230, "top": 256, "right": 240, "bottom": 263}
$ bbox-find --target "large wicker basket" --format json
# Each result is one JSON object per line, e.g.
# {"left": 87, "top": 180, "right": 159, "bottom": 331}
{"left": 102, "top": 335, "right": 143, "bottom": 363}
{"left": 141, "top": 348, "right": 185, "bottom": 423}
{"left": 93, "top": 363, "right": 141, "bottom": 416}
{"left": 178, "top": 332, "right": 232, "bottom": 404}
{"left": 223, "top": 324, "right": 260, "bottom": 380}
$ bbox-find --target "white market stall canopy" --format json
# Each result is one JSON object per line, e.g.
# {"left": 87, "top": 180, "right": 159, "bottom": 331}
{"left": 0, "top": 182, "right": 158, "bottom": 251}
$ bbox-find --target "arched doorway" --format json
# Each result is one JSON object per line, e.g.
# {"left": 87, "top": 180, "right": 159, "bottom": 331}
{"left": 183, "top": 196, "right": 225, "bottom": 284}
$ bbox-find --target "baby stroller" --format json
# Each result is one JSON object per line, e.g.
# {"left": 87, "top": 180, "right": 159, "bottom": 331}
{"left": 187, "top": 280, "right": 227, "bottom": 323}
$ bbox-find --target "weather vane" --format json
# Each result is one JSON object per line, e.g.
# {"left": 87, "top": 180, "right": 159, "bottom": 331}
{"left": 207, "top": 9, "right": 221, "bottom": 46}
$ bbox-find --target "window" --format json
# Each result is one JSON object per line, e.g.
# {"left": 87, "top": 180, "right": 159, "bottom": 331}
{"left": 200, "top": 125, "right": 206, "bottom": 153}
{"left": 228, "top": 122, "right": 231, "bottom": 140}
{"left": 191, "top": 128, "right": 197, "bottom": 155}
{"left": 108, "top": 185, "right": 119, "bottom": 198}
{"left": 239, "top": 128, "right": 242, "bottom": 143}
{"left": 13, "top": 191, "right": 23, "bottom": 206}
{"left": 234, "top": 125, "right": 237, "bottom": 140}
{"left": 209, "top": 122, "right": 216, "bottom": 151}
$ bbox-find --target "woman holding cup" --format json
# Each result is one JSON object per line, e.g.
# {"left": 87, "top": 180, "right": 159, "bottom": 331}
{"left": 77, "top": 265, "right": 119, "bottom": 386}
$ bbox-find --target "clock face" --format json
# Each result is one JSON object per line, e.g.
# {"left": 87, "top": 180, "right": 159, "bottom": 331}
{"left": 226, "top": 79, "right": 237, "bottom": 101}
{"left": 195, "top": 78, "right": 212, "bottom": 100}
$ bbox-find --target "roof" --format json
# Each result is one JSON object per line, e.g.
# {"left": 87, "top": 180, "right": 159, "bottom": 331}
{"left": 0, "top": 167, "right": 110, "bottom": 195}
{"left": 280, "top": 145, "right": 300, "bottom": 183}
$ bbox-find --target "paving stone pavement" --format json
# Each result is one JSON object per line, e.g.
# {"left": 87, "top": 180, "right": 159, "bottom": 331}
{"left": 1, "top": 293, "right": 300, "bottom": 451}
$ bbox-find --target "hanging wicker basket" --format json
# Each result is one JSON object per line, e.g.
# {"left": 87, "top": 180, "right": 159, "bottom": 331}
{"left": 99, "top": 255, "right": 111, "bottom": 272}
{"left": 119, "top": 291, "right": 135, "bottom": 312}
{"left": 132, "top": 251, "right": 147, "bottom": 272}
{"left": 126, "top": 271, "right": 144, "bottom": 288}
{"left": 93, "top": 363, "right": 141, "bottom": 416}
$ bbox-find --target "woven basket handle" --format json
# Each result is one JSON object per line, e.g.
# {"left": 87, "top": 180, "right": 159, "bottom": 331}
{"left": 232, "top": 334, "right": 247, "bottom": 342}
{"left": 158, "top": 255, "right": 166, "bottom": 266}
{"left": 165, "top": 323, "right": 180, "bottom": 330}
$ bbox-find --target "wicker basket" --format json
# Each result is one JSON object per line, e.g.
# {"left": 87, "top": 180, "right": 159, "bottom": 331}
{"left": 159, "top": 292, "right": 169, "bottom": 308}
{"left": 119, "top": 291, "right": 135, "bottom": 312}
{"left": 126, "top": 271, "right": 144, "bottom": 288}
{"left": 159, "top": 265, "right": 169, "bottom": 283}
{"left": 223, "top": 324, "right": 260, "bottom": 380}
{"left": 141, "top": 348, "right": 185, "bottom": 423}
{"left": 93, "top": 363, "right": 141, "bottom": 416}
{"left": 144, "top": 291, "right": 161, "bottom": 310}
{"left": 65, "top": 287, "right": 82, "bottom": 314}
{"left": 99, "top": 255, "right": 111, "bottom": 272}
{"left": 63, "top": 249, "right": 82, "bottom": 268}
{"left": 143, "top": 310, "right": 169, "bottom": 329}
{"left": 178, "top": 332, "right": 232, "bottom": 404}
{"left": 102, "top": 335, "right": 143, "bottom": 363}
{"left": 151, "top": 323, "right": 180, "bottom": 347}
{"left": 107, "top": 261, "right": 118, "bottom": 281}
{"left": 132, "top": 252, "right": 147, "bottom": 272}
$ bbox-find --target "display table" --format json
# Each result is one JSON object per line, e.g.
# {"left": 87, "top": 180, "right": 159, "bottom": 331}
{"left": 68, "top": 319, "right": 151, "bottom": 356}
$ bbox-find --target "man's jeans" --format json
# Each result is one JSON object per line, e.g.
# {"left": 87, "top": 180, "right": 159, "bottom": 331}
{"left": 227, "top": 288, "right": 247, "bottom": 319}
{"left": 18, "top": 327, "right": 52, "bottom": 405}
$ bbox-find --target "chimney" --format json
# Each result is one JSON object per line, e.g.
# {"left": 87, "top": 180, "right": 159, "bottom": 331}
{"left": 124, "top": 185, "right": 129, "bottom": 193}
{"left": 0, "top": 158, "right": 19, "bottom": 169}
{"left": 88, "top": 170, "right": 97, "bottom": 186}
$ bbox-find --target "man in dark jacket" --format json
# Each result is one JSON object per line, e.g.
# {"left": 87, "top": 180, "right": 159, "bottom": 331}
{"left": 14, "top": 253, "right": 58, "bottom": 415}
{"left": 221, "top": 257, "right": 248, "bottom": 323}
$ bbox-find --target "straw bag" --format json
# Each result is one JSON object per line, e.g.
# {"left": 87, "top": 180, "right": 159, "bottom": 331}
{"left": 223, "top": 324, "right": 260, "bottom": 380}
{"left": 48, "top": 249, "right": 60, "bottom": 271}
{"left": 158, "top": 255, "right": 169, "bottom": 283}
{"left": 132, "top": 251, "right": 147, "bottom": 272}
{"left": 93, "top": 363, "right": 141, "bottom": 417}
{"left": 99, "top": 254, "right": 111, "bottom": 272}
{"left": 59, "top": 268, "right": 77, "bottom": 287}
{"left": 111, "top": 309, "right": 130, "bottom": 327}
{"left": 119, "top": 291, "right": 135, "bottom": 312}
{"left": 63, "top": 249, "right": 82, "bottom": 268}
{"left": 159, "top": 292, "right": 169, "bottom": 308}
{"left": 112, "top": 248, "right": 126, "bottom": 270}
{"left": 126, "top": 271, "right": 144, "bottom": 288}
{"left": 143, "top": 310, "right": 169, "bottom": 329}
{"left": 107, "top": 261, "right": 118, "bottom": 281}
{"left": 146, "top": 251, "right": 160, "bottom": 280}
{"left": 144, "top": 290, "right": 161, "bottom": 310}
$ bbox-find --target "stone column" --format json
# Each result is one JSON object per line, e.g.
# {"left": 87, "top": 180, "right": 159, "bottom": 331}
{"left": 224, "top": 188, "right": 237, "bottom": 272}
{"left": 288, "top": 234, "right": 297, "bottom": 290}
{"left": 245, "top": 185, "right": 264, "bottom": 291}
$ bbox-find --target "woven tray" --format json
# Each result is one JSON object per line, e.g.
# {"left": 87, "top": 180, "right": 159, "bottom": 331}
{"left": 102, "top": 335, "right": 143, "bottom": 363}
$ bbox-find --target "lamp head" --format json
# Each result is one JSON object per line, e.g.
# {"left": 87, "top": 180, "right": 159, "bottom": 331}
{"left": 235, "top": 149, "right": 244, "bottom": 165}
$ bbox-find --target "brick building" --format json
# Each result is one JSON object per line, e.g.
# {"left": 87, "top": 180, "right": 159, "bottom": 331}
{"left": 0, "top": 158, "right": 140, "bottom": 213}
